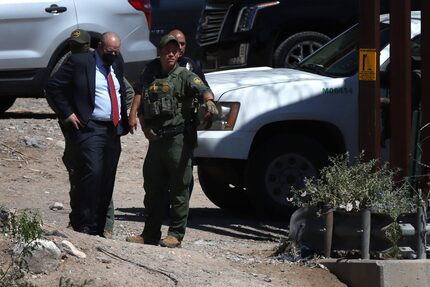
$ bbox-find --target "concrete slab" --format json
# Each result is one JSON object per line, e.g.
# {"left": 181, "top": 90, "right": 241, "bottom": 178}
{"left": 321, "top": 259, "right": 430, "bottom": 287}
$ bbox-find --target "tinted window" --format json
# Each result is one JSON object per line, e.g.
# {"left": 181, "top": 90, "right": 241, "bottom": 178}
{"left": 298, "top": 23, "right": 390, "bottom": 77}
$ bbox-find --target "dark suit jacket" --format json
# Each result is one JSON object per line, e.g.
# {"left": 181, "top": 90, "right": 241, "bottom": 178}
{"left": 45, "top": 50, "right": 129, "bottom": 136}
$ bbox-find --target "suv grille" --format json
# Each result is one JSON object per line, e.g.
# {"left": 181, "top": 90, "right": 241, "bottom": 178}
{"left": 197, "top": 4, "right": 231, "bottom": 46}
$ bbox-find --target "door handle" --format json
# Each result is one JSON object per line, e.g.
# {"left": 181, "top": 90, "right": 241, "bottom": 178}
{"left": 45, "top": 4, "right": 67, "bottom": 13}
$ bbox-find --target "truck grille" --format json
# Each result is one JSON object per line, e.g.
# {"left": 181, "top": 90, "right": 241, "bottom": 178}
{"left": 197, "top": 4, "right": 231, "bottom": 46}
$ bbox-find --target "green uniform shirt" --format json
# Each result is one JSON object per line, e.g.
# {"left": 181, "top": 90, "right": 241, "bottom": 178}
{"left": 139, "top": 64, "right": 211, "bottom": 130}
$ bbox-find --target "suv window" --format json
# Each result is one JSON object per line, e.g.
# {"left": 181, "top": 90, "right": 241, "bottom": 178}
{"left": 298, "top": 23, "right": 391, "bottom": 77}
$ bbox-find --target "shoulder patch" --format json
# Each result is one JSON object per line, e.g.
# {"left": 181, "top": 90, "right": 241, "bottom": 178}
{"left": 193, "top": 77, "right": 203, "bottom": 85}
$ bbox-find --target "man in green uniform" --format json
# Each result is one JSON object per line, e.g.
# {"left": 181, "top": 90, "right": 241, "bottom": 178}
{"left": 126, "top": 34, "right": 218, "bottom": 247}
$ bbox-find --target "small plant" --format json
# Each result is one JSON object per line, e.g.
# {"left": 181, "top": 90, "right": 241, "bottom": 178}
{"left": 289, "top": 153, "right": 416, "bottom": 257}
{"left": 289, "top": 153, "right": 414, "bottom": 214}
{"left": 373, "top": 187, "right": 416, "bottom": 258}
{"left": 10, "top": 210, "right": 43, "bottom": 245}
{"left": 0, "top": 209, "right": 42, "bottom": 287}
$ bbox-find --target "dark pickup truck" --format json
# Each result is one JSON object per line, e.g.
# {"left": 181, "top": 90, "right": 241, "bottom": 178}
{"left": 196, "top": 0, "right": 421, "bottom": 71}
{"left": 150, "top": 0, "right": 206, "bottom": 61}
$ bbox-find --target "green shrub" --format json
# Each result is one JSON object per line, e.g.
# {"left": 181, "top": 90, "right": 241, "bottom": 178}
{"left": 0, "top": 209, "right": 42, "bottom": 287}
{"left": 289, "top": 153, "right": 417, "bottom": 257}
{"left": 289, "top": 153, "right": 416, "bottom": 217}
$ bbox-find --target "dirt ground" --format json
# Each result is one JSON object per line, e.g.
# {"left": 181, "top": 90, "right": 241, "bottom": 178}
{"left": 0, "top": 98, "right": 347, "bottom": 287}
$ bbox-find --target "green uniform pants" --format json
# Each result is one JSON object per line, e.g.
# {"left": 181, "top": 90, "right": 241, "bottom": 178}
{"left": 142, "top": 133, "right": 193, "bottom": 244}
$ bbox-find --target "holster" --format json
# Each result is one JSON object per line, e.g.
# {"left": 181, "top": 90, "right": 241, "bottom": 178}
{"left": 184, "top": 120, "right": 198, "bottom": 149}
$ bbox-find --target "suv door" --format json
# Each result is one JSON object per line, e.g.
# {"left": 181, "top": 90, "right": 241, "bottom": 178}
{"left": 0, "top": 0, "right": 76, "bottom": 70}
{"left": 0, "top": 0, "right": 76, "bottom": 99}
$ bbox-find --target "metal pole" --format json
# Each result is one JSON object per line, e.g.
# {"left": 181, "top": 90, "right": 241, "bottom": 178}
{"left": 358, "top": 0, "right": 381, "bottom": 162}
{"left": 419, "top": 0, "right": 430, "bottom": 190}
{"left": 390, "top": 0, "right": 412, "bottom": 181}
{"left": 324, "top": 208, "right": 333, "bottom": 258}
{"left": 361, "top": 208, "right": 371, "bottom": 259}
{"left": 417, "top": 200, "right": 427, "bottom": 259}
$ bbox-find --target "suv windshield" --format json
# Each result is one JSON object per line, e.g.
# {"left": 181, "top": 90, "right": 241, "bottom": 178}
{"left": 298, "top": 23, "right": 390, "bottom": 77}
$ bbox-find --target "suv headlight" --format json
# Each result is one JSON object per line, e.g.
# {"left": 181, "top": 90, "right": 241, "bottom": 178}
{"left": 235, "top": 1, "right": 280, "bottom": 32}
{"left": 198, "top": 102, "right": 240, "bottom": 131}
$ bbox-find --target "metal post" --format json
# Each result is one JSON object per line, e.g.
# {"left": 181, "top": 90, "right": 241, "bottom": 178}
{"left": 390, "top": 0, "right": 412, "bottom": 180}
{"left": 324, "top": 208, "right": 333, "bottom": 258}
{"left": 361, "top": 208, "right": 371, "bottom": 259}
{"left": 358, "top": 0, "right": 381, "bottom": 162}
{"left": 419, "top": 0, "right": 430, "bottom": 189}
{"left": 417, "top": 200, "right": 427, "bottom": 259}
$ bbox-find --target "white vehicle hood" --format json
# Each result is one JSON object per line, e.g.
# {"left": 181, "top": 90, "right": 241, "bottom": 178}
{"left": 201, "top": 65, "right": 358, "bottom": 148}
{"left": 205, "top": 67, "right": 332, "bottom": 98}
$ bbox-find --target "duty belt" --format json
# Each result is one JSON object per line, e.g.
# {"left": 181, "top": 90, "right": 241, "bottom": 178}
{"left": 154, "top": 124, "right": 184, "bottom": 138}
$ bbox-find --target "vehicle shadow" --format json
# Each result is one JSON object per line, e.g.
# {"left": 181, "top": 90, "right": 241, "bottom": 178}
{"left": 115, "top": 206, "right": 288, "bottom": 242}
{"left": 1, "top": 111, "right": 57, "bottom": 119}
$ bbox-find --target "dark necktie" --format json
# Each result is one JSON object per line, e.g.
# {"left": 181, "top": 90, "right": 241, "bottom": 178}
{"left": 107, "top": 70, "right": 119, "bottom": 127}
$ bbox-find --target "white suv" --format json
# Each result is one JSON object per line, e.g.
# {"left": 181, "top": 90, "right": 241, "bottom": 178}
{"left": 195, "top": 13, "right": 422, "bottom": 217}
{"left": 0, "top": 0, "right": 156, "bottom": 113}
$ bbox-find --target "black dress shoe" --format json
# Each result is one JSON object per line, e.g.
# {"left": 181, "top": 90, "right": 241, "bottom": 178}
{"left": 75, "top": 226, "right": 98, "bottom": 235}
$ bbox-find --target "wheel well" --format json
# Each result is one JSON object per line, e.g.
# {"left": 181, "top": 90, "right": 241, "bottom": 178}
{"left": 249, "top": 120, "right": 346, "bottom": 158}
{"left": 45, "top": 31, "right": 103, "bottom": 85}
{"left": 272, "top": 21, "right": 347, "bottom": 54}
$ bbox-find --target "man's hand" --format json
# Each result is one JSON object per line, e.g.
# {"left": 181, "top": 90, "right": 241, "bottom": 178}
{"left": 128, "top": 94, "right": 142, "bottom": 134}
{"left": 66, "top": 113, "right": 84, "bottom": 130}
{"left": 128, "top": 112, "right": 138, "bottom": 134}
{"left": 202, "top": 100, "right": 218, "bottom": 130}
{"left": 142, "top": 127, "right": 160, "bottom": 142}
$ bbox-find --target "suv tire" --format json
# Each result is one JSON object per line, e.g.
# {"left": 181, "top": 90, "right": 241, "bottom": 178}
{"left": 246, "top": 134, "right": 329, "bottom": 216}
{"left": 273, "top": 31, "right": 331, "bottom": 68}
{"left": 0, "top": 96, "right": 16, "bottom": 114}
{"left": 198, "top": 166, "right": 250, "bottom": 212}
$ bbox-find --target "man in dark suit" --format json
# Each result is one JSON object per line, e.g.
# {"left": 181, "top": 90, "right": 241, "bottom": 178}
{"left": 45, "top": 32, "right": 129, "bottom": 236}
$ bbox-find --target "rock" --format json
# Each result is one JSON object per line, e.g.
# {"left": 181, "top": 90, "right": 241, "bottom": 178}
{"left": 0, "top": 207, "right": 12, "bottom": 232}
{"left": 23, "top": 137, "right": 45, "bottom": 148}
{"left": 49, "top": 202, "right": 64, "bottom": 211}
{"left": 13, "top": 239, "right": 62, "bottom": 274}
{"left": 55, "top": 140, "right": 65, "bottom": 149}
{"left": 60, "top": 240, "right": 86, "bottom": 258}
{"left": 194, "top": 239, "right": 216, "bottom": 246}
{"left": 96, "top": 256, "right": 112, "bottom": 264}
{"left": 42, "top": 229, "right": 67, "bottom": 238}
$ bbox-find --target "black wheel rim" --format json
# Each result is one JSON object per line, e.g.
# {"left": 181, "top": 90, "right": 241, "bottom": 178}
{"left": 284, "top": 40, "right": 325, "bottom": 67}
{"left": 264, "top": 153, "right": 317, "bottom": 205}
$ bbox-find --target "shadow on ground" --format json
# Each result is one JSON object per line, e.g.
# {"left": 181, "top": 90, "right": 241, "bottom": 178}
{"left": 116, "top": 206, "right": 288, "bottom": 242}
{"left": 1, "top": 111, "right": 56, "bottom": 119}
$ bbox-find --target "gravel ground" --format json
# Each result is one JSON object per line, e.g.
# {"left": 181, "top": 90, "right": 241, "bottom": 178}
{"left": 0, "top": 98, "right": 346, "bottom": 287}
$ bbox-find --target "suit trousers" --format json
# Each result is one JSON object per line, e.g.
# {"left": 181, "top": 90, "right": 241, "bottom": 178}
{"left": 67, "top": 120, "right": 121, "bottom": 235}
{"left": 59, "top": 120, "right": 115, "bottom": 233}
{"left": 142, "top": 133, "right": 193, "bottom": 244}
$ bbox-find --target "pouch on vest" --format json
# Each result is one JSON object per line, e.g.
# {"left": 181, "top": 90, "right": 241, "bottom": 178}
{"left": 142, "top": 79, "right": 178, "bottom": 120}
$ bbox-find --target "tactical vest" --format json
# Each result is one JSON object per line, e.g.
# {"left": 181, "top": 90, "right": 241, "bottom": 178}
{"left": 142, "top": 67, "right": 186, "bottom": 126}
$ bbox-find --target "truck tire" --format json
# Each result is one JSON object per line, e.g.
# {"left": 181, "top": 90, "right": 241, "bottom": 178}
{"left": 273, "top": 31, "right": 330, "bottom": 68}
{"left": 246, "top": 134, "right": 329, "bottom": 217}
{"left": 198, "top": 166, "right": 250, "bottom": 212}
{"left": 0, "top": 96, "right": 16, "bottom": 115}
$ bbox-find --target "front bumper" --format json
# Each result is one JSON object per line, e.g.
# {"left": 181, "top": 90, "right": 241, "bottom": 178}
{"left": 194, "top": 130, "right": 254, "bottom": 160}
